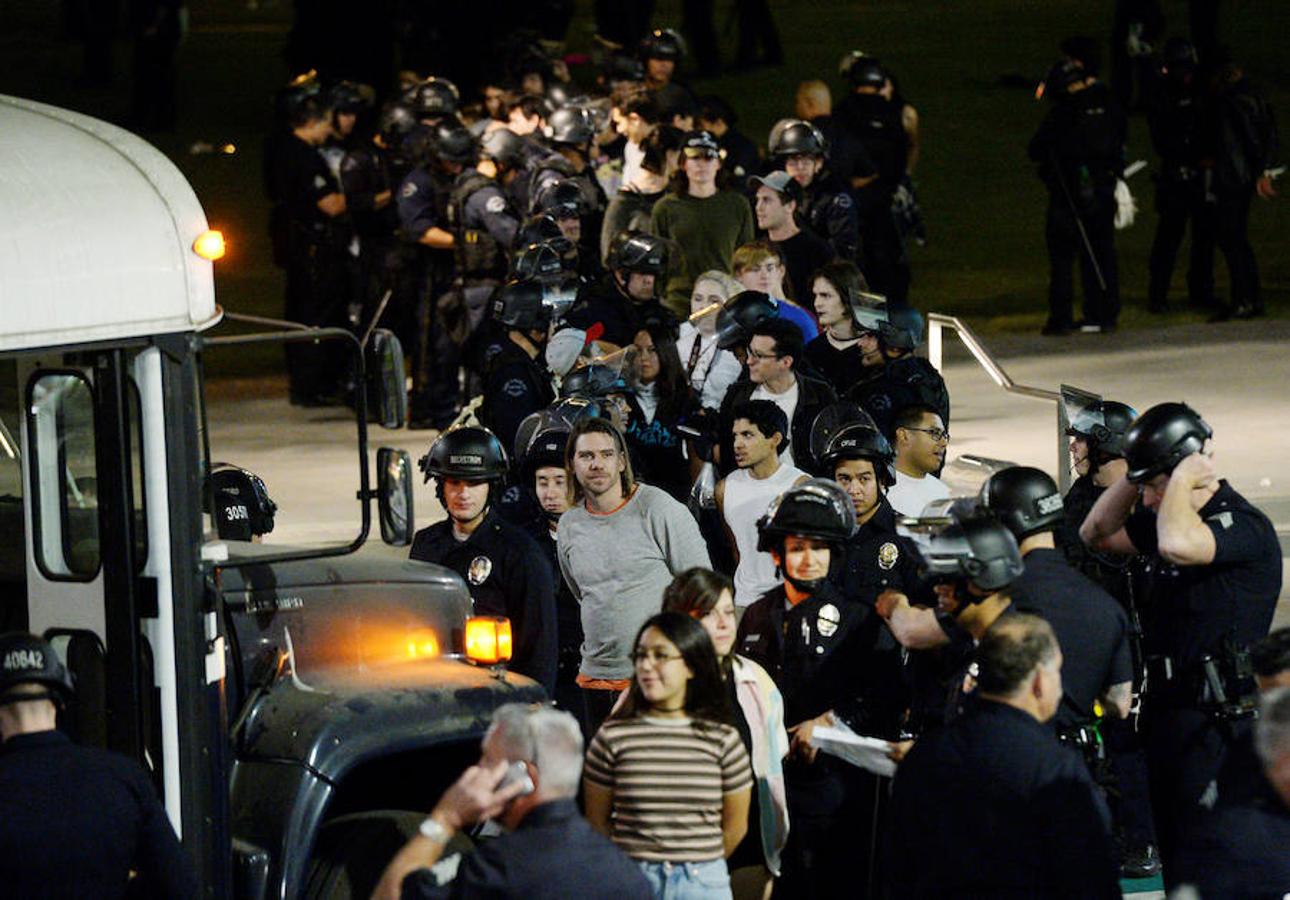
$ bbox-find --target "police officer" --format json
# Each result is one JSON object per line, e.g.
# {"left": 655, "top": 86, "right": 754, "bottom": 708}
{"left": 770, "top": 118, "right": 859, "bottom": 262}
{"left": 844, "top": 303, "right": 948, "bottom": 440}
{"left": 207, "top": 463, "right": 277, "bottom": 542}
{"left": 0, "top": 632, "right": 197, "bottom": 896}
{"left": 1079, "top": 402, "right": 1282, "bottom": 881}
{"left": 410, "top": 427, "right": 557, "bottom": 692}
{"left": 481, "top": 127, "right": 544, "bottom": 218}
{"left": 1029, "top": 59, "right": 1128, "bottom": 335}
{"left": 565, "top": 230, "right": 675, "bottom": 348}
{"left": 1145, "top": 38, "right": 1212, "bottom": 314}
{"left": 735, "top": 478, "right": 878, "bottom": 898}
{"left": 834, "top": 54, "right": 911, "bottom": 306}
{"left": 888, "top": 614, "right": 1120, "bottom": 898}
{"left": 1056, "top": 390, "right": 1140, "bottom": 591}
{"left": 541, "top": 107, "right": 609, "bottom": 264}
{"left": 480, "top": 280, "right": 563, "bottom": 456}
{"left": 638, "top": 28, "right": 697, "bottom": 126}
{"left": 980, "top": 466, "right": 1135, "bottom": 730}
{"left": 818, "top": 416, "right": 922, "bottom": 740}
{"left": 271, "top": 80, "right": 351, "bottom": 406}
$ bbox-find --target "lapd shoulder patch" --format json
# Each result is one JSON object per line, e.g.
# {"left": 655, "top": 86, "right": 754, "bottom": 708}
{"left": 878, "top": 541, "right": 899, "bottom": 570}
{"left": 1207, "top": 511, "right": 1234, "bottom": 530}
{"left": 401, "top": 181, "right": 418, "bottom": 199}
{"left": 485, "top": 194, "right": 506, "bottom": 214}
{"left": 468, "top": 555, "right": 493, "bottom": 585}
{"left": 833, "top": 192, "right": 853, "bottom": 209}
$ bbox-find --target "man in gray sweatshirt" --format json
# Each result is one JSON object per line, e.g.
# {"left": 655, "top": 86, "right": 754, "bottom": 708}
{"left": 557, "top": 417, "right": 711, "bottom": 735}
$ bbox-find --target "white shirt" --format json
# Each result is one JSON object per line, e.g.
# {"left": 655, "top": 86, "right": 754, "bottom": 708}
{"left": 886, "top": 469, "right": 951, "bottom": 517}
{"left": 677, "top": 323, "right": 742, "bottom": 410}
{"left": 723, "top": 463, "right": 807, "bottom": 607}
{"left": 751, "top": 380, "right": 800, "bottom": 469}
{"left": 621, "top": 141, "right": 646, "bottom": 188}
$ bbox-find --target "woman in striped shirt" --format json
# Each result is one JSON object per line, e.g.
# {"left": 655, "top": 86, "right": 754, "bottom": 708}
{"left": 584, "top": 612, "right": 753, "bottom": 899}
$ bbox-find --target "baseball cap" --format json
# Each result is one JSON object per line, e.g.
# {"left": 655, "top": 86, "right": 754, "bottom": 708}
{"left": 750, "top": 170, "right": 804, "bottom": 205}
{"left": 682, "top": 130, "right": 722, "bottom": 158}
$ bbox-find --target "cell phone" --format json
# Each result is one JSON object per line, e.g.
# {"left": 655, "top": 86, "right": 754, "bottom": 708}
{"left": 497, "top": 760, "right": 535, "bottom": 797}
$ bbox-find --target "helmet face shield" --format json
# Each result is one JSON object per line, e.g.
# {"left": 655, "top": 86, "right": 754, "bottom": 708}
{"left": 1061, "top": 384, "right": 1105, "bottom": 438}
{"left": 849, "top": 291, "right": 889, "bottom": 333}
{"left": 540, "top": 275, "right": 580, "bottom": 324}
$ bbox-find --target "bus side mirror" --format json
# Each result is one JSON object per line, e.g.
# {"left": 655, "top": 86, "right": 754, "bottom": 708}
{"left": 376, "top": 448, "right": 414, "bottom": 546}
{"left": 367, "top": 329, "right": 407, "bottom": 430}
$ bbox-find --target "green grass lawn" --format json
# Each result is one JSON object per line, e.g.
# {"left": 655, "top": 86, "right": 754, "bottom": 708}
{"left": 1, "top": 0, "right": 1284, "bottom": 369}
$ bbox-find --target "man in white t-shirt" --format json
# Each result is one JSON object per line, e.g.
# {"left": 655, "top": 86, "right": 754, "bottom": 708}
{"left": 886, "top": 404, "right": 951, "bottom": 516}
{"left": 715, "top": 400, "right": 809, "bottom": 608}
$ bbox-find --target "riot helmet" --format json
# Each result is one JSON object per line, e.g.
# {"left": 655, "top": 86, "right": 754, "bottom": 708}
{"left": 756, "top": 478, "right": 858, "bottom": 553}
{"left": 546, "top": 107, "right": 596, "bottom": 146}
{"left": 277, "top": 72, "right": 326, "bottom": 127}
{"left": 607, "top": 231, "right": 668, "bottom": 276}
{"left": 517, "top": 215, "right": 577, "bottom": 267}
{"left": 602, "top": 52, "right": 646, "bottom": 84}
{"left": 208, "top": 463, "right": 277, "bottom": 541}
{"left": 559, "top": 360, "right": 630, "bottom": 399}
{"left": 814, "top": 405, "right": 896, "bottom": 486}
{"left": 879, "top": 306, "right": 924, "bottom": 352}
{"left": 480, "top": 127, "right": 528, "bottom": 170}
{"left": 0, "top": 633, "right": 74, "bottom": 707}
{"left": 533, "top": 179, "right": 584, "bottom": 220}
{"left": 840, "top": 51, "right": 887, "bottom": 89}
{"left": 512, "top": 242, "right": 574, "bottom": 281}
{"left": 715, "top": 291, "right": 779, "bottom": 350}
{"left": 921, "top": 514, "right": 1025, "bottom": 594}
{"left": 978, "top": 466, "right": 1064, "bottom": 540}
{"left": 378, "top": 100, "right": 418, "bottom": 147}
{"left": 640, "top": 28, "right": 686, "bottom": 61}
{"left": 1123, "top": 402, "right": 1213, "bottom": 484}
{"left": 492, "top": 278, "right": 578, "bottom": 331}
{"left": 418, "top": 426, "right": 509, "bottom": 484}
{"left": 1061, "top": 385, "right": 1137, "bottom": 461}
{"left": 769, "top": 119, "right": 828, "bottom": 159}
{"left": 431, "top": 121, "right": 479, "bottom": 165}
{"left": 409, "top": 77, "right": 460, "bottom": 119}
{"left": 328, "top": 80, "right": 373, "bottom": 114}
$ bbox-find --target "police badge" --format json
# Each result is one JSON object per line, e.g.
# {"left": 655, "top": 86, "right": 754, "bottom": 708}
{"left": 817, "top": 603, "right": 841, "bottom": 637}
{"left": 878, "top": 541, "right": 899, "bottom": 571}
{"left": 468, "top": 555, "right": 493, "bottom": 585}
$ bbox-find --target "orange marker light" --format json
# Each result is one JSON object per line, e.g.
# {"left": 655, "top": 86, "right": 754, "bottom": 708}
{"left": 465, "top": 616, "right": 513, "bottom": 665}
{"left": 193, "top": 229, "right": 226, "bottom": 261}
{"left": 405, "top": 630, "right": 440, "bottom": 660}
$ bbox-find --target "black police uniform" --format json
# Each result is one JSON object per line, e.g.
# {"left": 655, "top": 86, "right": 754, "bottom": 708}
{"left": 1145, "top": 67, "right": 1213, "bottom": 312}
{"left": 410, "top": 509, "right": 557, "bottom": 693}
{"left": 478, "top": 340, "right": 555, "bottom": 462}
{"left": 1123, "top": 479, "right": 1282, "bottom": 874}
{"left": 1028, "top": 80, "right": 1128, "bottom": 332}
{"left": 888, "top": 696, "right": 1120, "bottom": 898}
{"left": 1011, "top": 548, "right": 1134, "bottom": 732}
{"left": 0, "top": 730, "right": 197, "bottom": 897}
{"left": 837, "top": 498, "right": 925, "bottom": 735}
{"left": 834, "top": 91, "right": 910, "bottom": 305}
{"left": 564, "top": 275, "right": 674, "bottom": 348}
{"left": 801, "top": 169, "right": 860, "bottom": 262}
{"left": 277, "top": 132, "right": 351, "bottom": 402}
{"left": 736, "top": 581, "right": 882, "bottom": 899}
{"left": 1196, "top": 73, "right": 1279, "bottom": 319}
{"left": 802, "top": 336, "right": 868, "bottom": 396}
{"left": 845, "top": 353, "right": 949, "bottom": 439}
{"left": 397, "top": 165, "right": 457, "bottom": 427}
{"left": 340, "top": 141, "right": 401, "bottom": 335}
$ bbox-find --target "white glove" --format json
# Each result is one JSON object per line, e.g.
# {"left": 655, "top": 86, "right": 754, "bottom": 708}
{"left": 1114, "top": 179, "right": 1137, "bottom": 230}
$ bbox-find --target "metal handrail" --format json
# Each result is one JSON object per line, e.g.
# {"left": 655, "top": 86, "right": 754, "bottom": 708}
{"left": 926, "top": 313, "right": 1071, "bottom": 492}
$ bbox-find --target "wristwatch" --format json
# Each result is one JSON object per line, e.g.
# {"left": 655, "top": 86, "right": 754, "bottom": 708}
{"left": 418, "top": 815, "right": 452, "bottom": 844}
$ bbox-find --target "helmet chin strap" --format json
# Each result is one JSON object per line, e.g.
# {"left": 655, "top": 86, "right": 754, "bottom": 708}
{"left": 785, "top": 573, "right": 827, "bottom": 594}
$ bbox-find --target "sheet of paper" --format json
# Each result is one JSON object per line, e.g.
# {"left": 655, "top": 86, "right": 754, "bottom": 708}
{"left": 810, "top": 719, "right": 898, "bottom": 778}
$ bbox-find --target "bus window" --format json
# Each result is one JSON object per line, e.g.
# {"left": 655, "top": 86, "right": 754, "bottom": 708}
{"left": 28, "top": 372, "right": 100, "bottom": 580}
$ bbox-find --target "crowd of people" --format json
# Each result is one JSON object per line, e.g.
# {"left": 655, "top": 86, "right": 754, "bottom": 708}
{"left": 252, "top": 21, "right": 1287, "bottom": 900}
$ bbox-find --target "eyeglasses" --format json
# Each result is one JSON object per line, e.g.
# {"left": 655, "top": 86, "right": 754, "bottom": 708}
{"left": 747, "top": 348, "right": 782, "bottom": 361}
{"left": 904, "top": 426, "right": 950, "bottom": 442}
{"left": 631, "top": 649, "right": 684, "bottom": 665}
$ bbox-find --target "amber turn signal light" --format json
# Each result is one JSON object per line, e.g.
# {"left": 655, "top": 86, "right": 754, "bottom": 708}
{"left": 465, "top": 616, "right": 513, "bottom": 665}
